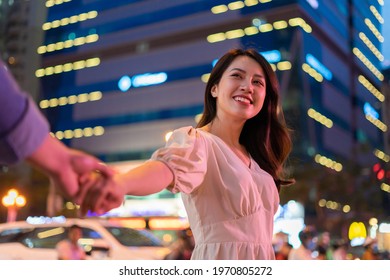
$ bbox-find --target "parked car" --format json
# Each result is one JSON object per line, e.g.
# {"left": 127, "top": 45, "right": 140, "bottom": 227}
{"left": 0, "top": 217, "right": 171, "bottom": 260}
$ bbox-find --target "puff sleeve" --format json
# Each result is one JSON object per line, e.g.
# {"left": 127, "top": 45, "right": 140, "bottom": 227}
{"left": 150, "top": 126, "right": 207, "bottom": 194}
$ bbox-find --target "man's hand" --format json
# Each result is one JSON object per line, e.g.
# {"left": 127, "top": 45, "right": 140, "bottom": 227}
{"left": 79, "top": 173, "right": 126, "bottom": 216}
{"left": 26, "top": 134, "right": 114, "bottom": 205}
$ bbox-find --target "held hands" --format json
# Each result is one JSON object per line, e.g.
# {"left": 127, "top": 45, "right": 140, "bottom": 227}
{"left": 78, "top": 172, "right": 127, "bottom": 216}
{"left": 26, "top": 134, "right": 115, "bottom": 204}
{"left": 25, "top": 133, "right": 122, "bottom": 214}
{"left": 76, "top": 160, "right": 173, "bottom": 215}
{"left": 59, "top": 149, "right": 116, "bottom": 205}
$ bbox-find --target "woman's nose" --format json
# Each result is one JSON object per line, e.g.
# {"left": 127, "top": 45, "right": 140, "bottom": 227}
{"left": 240, "top": 82, "right": 254, "bottom": 93}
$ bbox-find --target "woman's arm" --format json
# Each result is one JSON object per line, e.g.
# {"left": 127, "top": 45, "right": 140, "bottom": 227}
{"left": 117, "top": 160, "right": 174, "bottom": 195}
{"left": 81, "top": 160, "right": 174, "bottom": 215}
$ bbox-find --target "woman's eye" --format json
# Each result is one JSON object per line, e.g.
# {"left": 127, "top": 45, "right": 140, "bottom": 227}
{"left": 231, "top": 73, "right": 241, "bottom": 78}
{"left": 253, "top": 80, "right": 264, "bottom": 86}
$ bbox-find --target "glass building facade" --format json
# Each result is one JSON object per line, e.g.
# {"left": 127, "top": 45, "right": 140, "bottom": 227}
{"left": 29, "top": 0, "right": 389, "bottom": 230}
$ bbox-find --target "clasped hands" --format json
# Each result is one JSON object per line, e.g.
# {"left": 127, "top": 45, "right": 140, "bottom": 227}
{"left": 45, "top": 147, "right": 126, "bottom": 216}
{"left": 77, "top": 169, "right": 126, "bottom": 216}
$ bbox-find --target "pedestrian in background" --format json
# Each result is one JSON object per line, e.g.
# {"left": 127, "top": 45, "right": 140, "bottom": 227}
{"left": 332, "top": 239, "right": 348, "bottom": 260}
{"left": 361, "top": 243, "right": 378, "bottom": 260}
{"left": 56, "top": 224, "right": 86, "bottom": 260}
{"left": 288, "top": 226, "right": 317, "bottom": 260}
{"left": 275, "top": 242, "right": 293, "bottom": 260}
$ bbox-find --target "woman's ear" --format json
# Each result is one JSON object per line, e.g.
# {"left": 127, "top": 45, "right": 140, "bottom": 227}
{"left": 211, "top": 85, "right": 217, "bottom": 97}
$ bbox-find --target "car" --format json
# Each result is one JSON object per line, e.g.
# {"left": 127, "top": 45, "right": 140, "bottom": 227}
{"left": 0, "top": 217, "right": 171, "bottom": 260}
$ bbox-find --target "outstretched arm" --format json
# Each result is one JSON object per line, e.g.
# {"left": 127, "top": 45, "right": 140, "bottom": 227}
{"left": 80, "top": 160, "right": 174, "bottom": 215}
{"left": 116, "top": 160, "right": 174, "bottom": 195}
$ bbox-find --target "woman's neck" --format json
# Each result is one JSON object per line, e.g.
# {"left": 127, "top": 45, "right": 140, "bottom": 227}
{"left": 204, "top": 118, "right": 244, "bottom": 149}
{"left": 203, "top": 119, "right": 251, "bottom": 167}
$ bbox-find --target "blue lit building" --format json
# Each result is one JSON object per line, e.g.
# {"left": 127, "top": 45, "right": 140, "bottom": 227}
{"left": 37, "top": 0, "right": 388, "bottom": 230}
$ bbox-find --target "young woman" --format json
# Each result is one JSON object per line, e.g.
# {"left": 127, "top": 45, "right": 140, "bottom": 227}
{"left": 81, "top": 48, "right": 294, "bottom": 260}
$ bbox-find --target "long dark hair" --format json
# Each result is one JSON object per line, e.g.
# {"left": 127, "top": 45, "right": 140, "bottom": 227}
{"left": 196, "top": 48, "right": 294, "bottom": 190}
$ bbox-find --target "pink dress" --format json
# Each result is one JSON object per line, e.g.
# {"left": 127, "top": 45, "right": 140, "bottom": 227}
{"left": 151, "top": 126, "right": 279, "bottom": 260}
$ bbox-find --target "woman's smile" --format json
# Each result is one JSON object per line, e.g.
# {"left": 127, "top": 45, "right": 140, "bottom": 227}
{"left": 233, "top": 95, "right": 253, "bottom": 105}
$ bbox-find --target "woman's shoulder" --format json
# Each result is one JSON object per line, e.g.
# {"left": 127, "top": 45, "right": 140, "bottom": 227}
{"left": 172, "top": 126, "right": 195, "bottom": 134}
{"left": 171, "top": 126, "right": 210, "bottom": 140}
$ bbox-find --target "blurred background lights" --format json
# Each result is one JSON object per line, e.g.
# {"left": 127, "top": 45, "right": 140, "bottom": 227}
{"left": 306, "top": 53, "right": 332, "bottom": 80}
{"left": 211, "top": 50, "right": 281, "bottom": 67}
{"left": 26, "top": 215, "right": 66, "bottom": 225}
{"left": 273, "top": 200, "right": 305, "bottom": 249}
{"left": 164, "top": 131, "right": 173, "bottom": 142}
{"left": 379, "top": 223, "right": 390, "bottom": 233}
{"left": 68, "top": 32, "right": 76, "bottom": 40}
{"left": 118, "top": 75, "right": 131, "bottom": 92}
{"left": 363, "top": 102, "right": 387, "bottom": 131}
{"left": 260, "top": 50, "right": 281, "bottom": 63}
{"left": 283, "top": 200, "right": 304, "bottom": 219}
{"left": 306, "top": 0, "right": 319, "bottom": 9}
{"left": 195, "top": 113, "right": 203, "bottom": 124}
{"left": 131, "top": 72, "right": 168, "bottom": 88}
{"left": 314, "top": 154, "right": 343, "bottom": 172}
{"left": 252, "top": 18, "right": 262, "bottom": 27}
{"left": 118, "top": 72, "right": 172, "bottom": 91}
{"left": 363, "top": 102, "right": 379, "bottom": 119}
{"left": 348, "top": 222, "right": 367, "bottom": 246}
{"left": 2, "top": 189, "right": 26, "bottom": 207}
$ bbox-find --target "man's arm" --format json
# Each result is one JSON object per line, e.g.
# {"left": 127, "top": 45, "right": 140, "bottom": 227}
{"left": 0, "top": 59, "right": 50, "bottom": 165}
{"left": 0, "top": 59, "right": 113, "bottom": 203}
{"left": 26, "top": 134, "right": 114, "bottom": 202}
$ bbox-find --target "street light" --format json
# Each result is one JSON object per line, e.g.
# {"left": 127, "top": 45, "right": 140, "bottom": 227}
{"left": 1, "top": 188, "right": 26, "bottom": 222}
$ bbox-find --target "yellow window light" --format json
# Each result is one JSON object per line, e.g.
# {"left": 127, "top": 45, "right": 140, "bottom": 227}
{"left": 225, "top": 29, "right": 245, "bottom": 39}
{"left": 273, "top": 20, "right": 288, "bottom": 29}
{"left": 211, "top": 5, "right": 228, "bottom": 14}
{"left": 228, "top": 1, "right": 245, "bottom": 10}
{"left": 207, "top": 33, "right": 226, "bottom": 43}
{"left": 259, "top": 23, "right": 273, "bottom": 32}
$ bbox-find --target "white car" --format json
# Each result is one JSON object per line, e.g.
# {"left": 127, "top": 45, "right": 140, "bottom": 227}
{"left": 0, "top": 217, "right": 171, "bottom": 260}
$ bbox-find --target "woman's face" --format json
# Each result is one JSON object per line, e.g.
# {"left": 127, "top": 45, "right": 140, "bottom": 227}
{"left": 211, "top": 55, "right": 266, "bottom": 123}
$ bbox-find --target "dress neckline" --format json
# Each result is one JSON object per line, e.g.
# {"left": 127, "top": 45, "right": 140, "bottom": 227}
{"left": 196, "top": 128, "right": 252, "bottom": 170}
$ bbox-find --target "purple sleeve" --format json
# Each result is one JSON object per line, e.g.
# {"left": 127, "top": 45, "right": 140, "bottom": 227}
{"left": 0, "top": 59, "right": 50, "bottom": 165}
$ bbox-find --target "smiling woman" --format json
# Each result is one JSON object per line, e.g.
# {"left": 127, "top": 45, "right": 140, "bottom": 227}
{"left": 80, "top": 48, "right": 295, "bottom": 260}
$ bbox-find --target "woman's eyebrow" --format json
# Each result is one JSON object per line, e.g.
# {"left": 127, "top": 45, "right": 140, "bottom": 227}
{"left": 230, "top": 67, "right": 264, "bottom": 79}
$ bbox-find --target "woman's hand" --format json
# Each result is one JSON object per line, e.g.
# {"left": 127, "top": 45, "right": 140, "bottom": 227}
{"left": 79, "top": 173, "right": 127, "bottom": 216}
